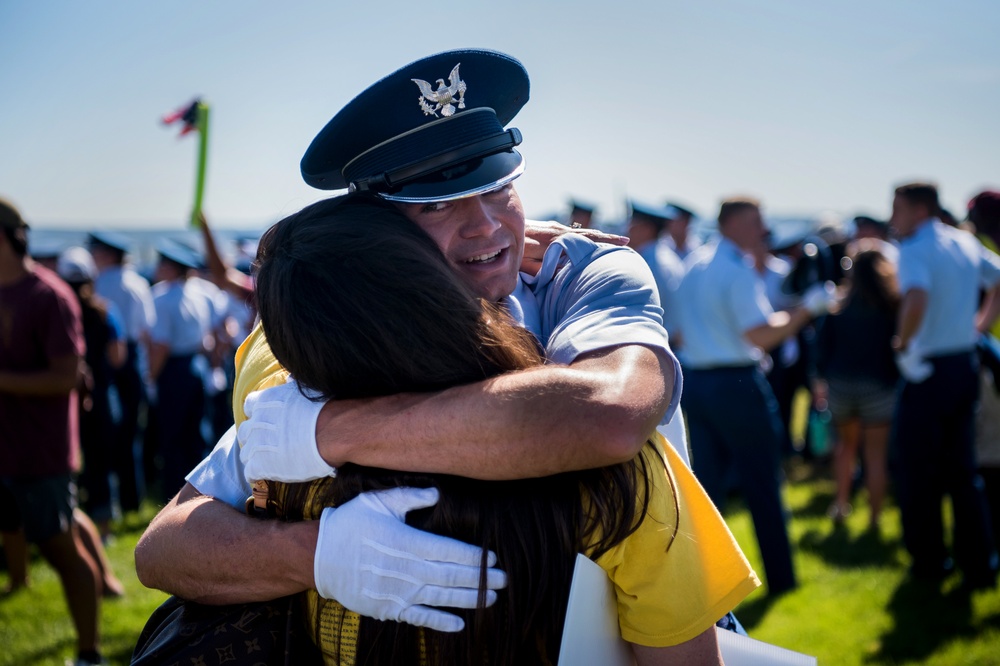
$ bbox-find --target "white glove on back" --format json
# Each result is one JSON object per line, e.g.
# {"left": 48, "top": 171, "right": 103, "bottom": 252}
{"left": 238, "top": 379, "right": 336, "bottom": 483}
{"left": 315, "top": 486, "right": 507, "bottom": 632}
{"left": 896, "top": 345, "right": 933, "bottom": 383}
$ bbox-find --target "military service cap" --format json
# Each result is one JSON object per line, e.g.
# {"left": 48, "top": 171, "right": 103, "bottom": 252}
{"left": 301, "top": 49, "right": 529, "bottom": 203}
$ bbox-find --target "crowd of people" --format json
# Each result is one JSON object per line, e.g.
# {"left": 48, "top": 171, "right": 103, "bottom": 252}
{"left": 2, "top": 46, "right": 1000, "bottom": 665}
{"left": 611, "top": 184, "right": 1000, "bottom": 597}
{"left": 0, "top": 202, "right": 253, "bottom": 665}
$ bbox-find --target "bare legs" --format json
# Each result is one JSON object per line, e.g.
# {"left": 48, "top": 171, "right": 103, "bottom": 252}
{"left": 831, "top": 418, "right": 861, "bottom": 522}
{"left": 36, "top": 522, "right": 101, "bottom": 654}
{"left": 832, "top": 418, "right": 890, "bottom": 528}
{"left": 74, "top": 509, "right": 124, "bottom": 597}
{"left": 830, "top": 419, "right": 889, "bottom": 528}
{"left": 861, "top": 424, "right": 890, "bottom": 527}
{"left": 1, "top": 528, "right": 29, "bottom": 592}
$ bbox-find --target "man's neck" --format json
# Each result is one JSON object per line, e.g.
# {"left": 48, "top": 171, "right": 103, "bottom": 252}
{"left": 902, "top": 216, "right": 935, "bottom": 239}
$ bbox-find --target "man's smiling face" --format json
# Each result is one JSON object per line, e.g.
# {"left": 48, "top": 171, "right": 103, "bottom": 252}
{"left": 396, "top": 183, "right": 526, "bottom": 303}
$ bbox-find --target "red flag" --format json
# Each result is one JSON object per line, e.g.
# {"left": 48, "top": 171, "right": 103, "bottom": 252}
{"left": 162, "top": 98, "right": 202, "bottom": 137}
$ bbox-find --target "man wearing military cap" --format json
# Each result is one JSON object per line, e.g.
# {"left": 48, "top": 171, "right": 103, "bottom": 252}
{"left": 147, "top": 241, "right": 223, "bottom": 500}
{"left": 663, "top": 201, "right": 701, "bottom": 260}
{"left": 137, "top": 49, "right": 687, "bottom": 642}
{"left": 89, "top": 231, "right": 156, "bottom": 514}
{"left": 568, "top": 199, "right": 596, "bottom": 229}
{"left": 628, "top": 200, "right": 686, "bottom": 346}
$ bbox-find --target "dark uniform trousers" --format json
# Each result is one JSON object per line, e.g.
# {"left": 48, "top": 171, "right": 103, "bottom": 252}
{"left": 112, "top": 341, "right": 146, "bottom": 512}
{"left": 156, "top": 354, "right": 207, "bottom": 502}
{"left": 893, "top": 351, "right": 999, "bottom": 580}
{"left": 684, "top": 365, "right": 797, "bottom": 593}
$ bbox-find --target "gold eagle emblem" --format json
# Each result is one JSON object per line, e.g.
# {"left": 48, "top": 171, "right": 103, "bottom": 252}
{"left": 411, "top": 63, "right": 467, "bottom": 117}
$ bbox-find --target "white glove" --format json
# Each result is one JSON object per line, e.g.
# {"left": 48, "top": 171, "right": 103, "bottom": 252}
{"left": 238, "top": 379, "right": 336, "bottom": 483}
{"left": 801, "top": 281, "right": 838, "bottom": 316}
{"left": 315, "top": 486, "right": 507, "bottom": 632}
{"left": 896, "top": 345, "right": 933, "bottom": 383}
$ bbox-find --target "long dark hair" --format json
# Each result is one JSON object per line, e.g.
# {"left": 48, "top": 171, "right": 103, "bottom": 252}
{"left": 843, "top": 239, "right": 900, "bottom": 313}
{"left": 254, "top": 195, "right": 657, "bottom": 664}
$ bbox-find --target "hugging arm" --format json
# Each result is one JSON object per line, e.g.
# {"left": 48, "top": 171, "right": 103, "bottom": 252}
{"left": 312, "top": 343, "right": 672, "bottom": 479}
{"left": 135, "top": 483, "right": 318, "bottom": 604}
{"left": 631, "top": 628, "right": 723, "bottom": 666}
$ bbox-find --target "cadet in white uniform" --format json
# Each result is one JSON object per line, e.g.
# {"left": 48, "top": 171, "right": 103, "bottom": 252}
{"left": 89, "top": 231, "right": 155, "bottom": 513}
{"left": 890, "top": 182, "right": 1000, "bottom": 588}
{"left": 676, "top": 196, "right": 834, "bottom": 594}
{"left": 148, "top": 241, "right": 221, "bottom": 500}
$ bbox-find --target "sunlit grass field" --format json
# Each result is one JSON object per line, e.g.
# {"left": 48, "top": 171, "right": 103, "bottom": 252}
{"left": 2, "top": 463, "right": 999, "bottom": 665}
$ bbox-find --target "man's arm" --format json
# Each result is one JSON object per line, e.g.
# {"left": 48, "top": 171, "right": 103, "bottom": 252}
{"left": 631, "top": 627, "right": 723, "bottom": 666}
{"left": 742, "top": 307, "right": 813, "bottom": 353}
{"left": 315, "top": 344, "right": 672, "bottom": 480}
{"left": 134, "top": 483, "right": 318, "bottom": 603}
{"left": 894, "top": 288, "right": 929, "bottom": 350}
{"left": 0, "top": 354, "right": 79, "bottom": 396}
{"left": 976, "top": 283, "right": 1000, "bottom": 334}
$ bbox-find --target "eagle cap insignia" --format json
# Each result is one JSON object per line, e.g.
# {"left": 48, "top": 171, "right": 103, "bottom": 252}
{"left": 411, "top": 63, "right": 467, "bottom": 117}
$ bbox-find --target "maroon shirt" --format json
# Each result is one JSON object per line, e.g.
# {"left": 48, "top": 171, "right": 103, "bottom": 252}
{"left": 0, "top": 264, "right": 84, "bottom": 477}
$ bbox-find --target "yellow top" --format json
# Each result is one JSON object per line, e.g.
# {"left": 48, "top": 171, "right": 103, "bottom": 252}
{"left": 233, "top": 322, "right": 760, "bottom": 662}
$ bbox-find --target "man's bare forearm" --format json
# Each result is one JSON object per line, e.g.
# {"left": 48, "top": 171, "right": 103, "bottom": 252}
{"left": 0, "top": 355, "right": 79, "bottom": 396}
{"left": 895, "top": 288, "right": 929, "bottom": 349}
{"left": 135, "top": 484, "right": 318, "bottom": 604}
{"left": 317, "top": 345, "right": 673, "bottom": 480}
{"left": 976, "top": 284, "right": 1000, "bottom": 334}
{"left": 743, "top": 308, "right": 812, "bottom": 353}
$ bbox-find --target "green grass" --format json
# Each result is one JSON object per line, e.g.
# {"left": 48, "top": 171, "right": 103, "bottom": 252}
{"left": 726, "top": 460, "right": 1000, "bottom": 665}
{"left": 0, "top": 504, "right": 168, "bottom": 666}
{"left": 2, "top": 471, "right": 1000, "bottom": 665}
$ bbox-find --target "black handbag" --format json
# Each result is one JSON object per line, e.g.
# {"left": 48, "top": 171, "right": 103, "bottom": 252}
{"left": 131, "top": 592, "right": 323, "bottom": 665}
{"left": 132, "top": 483, "right": 323, "bottom": 665}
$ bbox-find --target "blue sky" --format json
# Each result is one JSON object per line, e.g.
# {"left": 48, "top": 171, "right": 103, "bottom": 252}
{"left": 2, "top": 1, "right": 998, "bottom": 229}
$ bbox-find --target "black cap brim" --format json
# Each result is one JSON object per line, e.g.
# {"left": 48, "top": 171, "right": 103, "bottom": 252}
{"left": 379, "top": 149, "right": 524, "bottom": 203}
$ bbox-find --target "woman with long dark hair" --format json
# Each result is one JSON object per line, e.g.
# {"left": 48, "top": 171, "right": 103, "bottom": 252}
{"left": 247, "top": 195, "right": 757, "bottom": 664}
{"left": 814, "top": 239, "right": 901, "bottom": 528}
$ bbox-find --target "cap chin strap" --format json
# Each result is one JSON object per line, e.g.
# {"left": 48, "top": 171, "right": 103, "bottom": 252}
{"left": 348, "top": 128, "right": 522, "bottom": 195}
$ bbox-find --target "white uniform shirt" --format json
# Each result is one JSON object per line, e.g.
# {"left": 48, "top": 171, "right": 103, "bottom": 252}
{"left": 676, "top": 238, "right": 774, "bottom": 369}
{"left": 898, "top": 219, "right": 1000, "bottom": 356}
{"left": 635, "top": 240, "right": 686, "bottom": 339}
{"left": 94, "top": 265, "right": 156, "bottom": 343}
{"left": 150, "top": 278, "right": 224, "bottom": 356}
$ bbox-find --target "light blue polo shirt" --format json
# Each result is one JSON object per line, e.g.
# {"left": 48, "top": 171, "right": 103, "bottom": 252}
{"left": 511, "top": 233, "right": 680, "bottom": 423}
{"left": 898, "top": 219, "right": 1000, "bottom": 356}
{"left": 676, "top": 238, "right": 774, "bottom": 370}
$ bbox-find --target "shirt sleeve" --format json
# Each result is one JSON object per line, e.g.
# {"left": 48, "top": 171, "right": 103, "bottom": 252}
{"left": 150, "top": 293, "right": 172, "bottom": 346}
{"left": 897, "top": 242, "right": 931, "bottom": 292}
{"left": 186, "top": 426, "right": 252, "bottom": 509}
{"left": 540, "top": 243, "right": 683, "bottom": 422}
{"left": 593, "top": 436, "right": 760, "bottom": 646}
{"left": 140, "top": 286, "right": 157, "bottom": 332}
{"left": 729, "top": 269, "right": 773, "bottom": 333}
